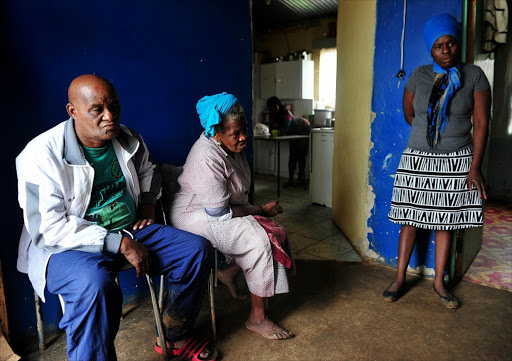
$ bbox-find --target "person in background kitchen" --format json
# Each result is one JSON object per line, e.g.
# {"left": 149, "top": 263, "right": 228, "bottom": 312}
{"left": 267, "top": 96, "right": 311, "bottom": 188}
{"left": 384, "top": 14, "right": 491, "bottom": 309}
{"left": 171, "top": 92, "right": 295, "bottom": 340}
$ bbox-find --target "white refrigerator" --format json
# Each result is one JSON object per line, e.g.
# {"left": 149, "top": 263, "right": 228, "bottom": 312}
{"left": 310, "top": 128, "right": 334, "bottom": 207}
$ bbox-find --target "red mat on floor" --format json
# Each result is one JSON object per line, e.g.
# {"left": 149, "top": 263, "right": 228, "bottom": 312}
{"left": 463, "top": 201, "right": 512, "bottom": 291}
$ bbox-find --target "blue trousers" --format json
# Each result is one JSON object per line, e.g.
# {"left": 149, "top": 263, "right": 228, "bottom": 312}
{"left": 46, "top": 224, "right": 213, "bottom": 361}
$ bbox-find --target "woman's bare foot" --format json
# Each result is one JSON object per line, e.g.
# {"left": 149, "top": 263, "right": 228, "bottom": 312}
{"left": 216, "top": 263, "right": 247, "bottom": 300}
{"left": 245, "top": 319, "right": 293, "bottom": 340}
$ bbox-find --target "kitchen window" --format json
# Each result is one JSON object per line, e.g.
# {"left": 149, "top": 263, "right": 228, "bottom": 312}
{"left": 318, "top": 48, "right": 337, "bottom": 109}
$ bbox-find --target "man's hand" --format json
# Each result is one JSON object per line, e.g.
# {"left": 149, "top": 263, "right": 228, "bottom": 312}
{"left": 133, "top": 203, "right": 156, "bottom": 230}
{"left": 119, "top": 236, "right": 151, "bottom": 277}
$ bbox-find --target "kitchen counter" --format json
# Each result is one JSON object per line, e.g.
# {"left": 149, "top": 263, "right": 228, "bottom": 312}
{"left": 311, "top": 127, "right": 334, "bottom": 133}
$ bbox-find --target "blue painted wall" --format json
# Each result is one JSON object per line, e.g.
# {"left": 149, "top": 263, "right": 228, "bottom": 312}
{"left": 0, "top": 0, "right": 252, "bottom": 349}
{"left": 368, "top": 0, "right": 462, "bottom": 268}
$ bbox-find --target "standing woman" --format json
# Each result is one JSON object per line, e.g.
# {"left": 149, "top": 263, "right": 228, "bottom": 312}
{"left": 267, "top": 96, "right": 311, "bottom": 187}
{"left": 384, "top": 14, "right": 491, "bottom": 308}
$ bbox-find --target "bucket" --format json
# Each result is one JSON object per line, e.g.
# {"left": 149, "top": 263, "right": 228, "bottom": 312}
{"left": 313, "top": 109, "right": 333, "bottom": 127}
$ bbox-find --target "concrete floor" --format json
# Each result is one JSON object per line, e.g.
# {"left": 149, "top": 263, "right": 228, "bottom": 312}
{"left": 253, "top": 174, "right": 362, "bottom": 262}
{"left": 20, "top": 175, "right": 512, "bottom": 360}
{"left": 22, "top": 261, "right": 512, "bottom": 361}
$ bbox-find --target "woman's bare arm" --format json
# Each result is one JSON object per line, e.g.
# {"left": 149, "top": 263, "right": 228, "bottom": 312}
{"left": 467, "top": 88, "right": 491, "bottom": 199}
{"left": 403, "top": 88, "right": 415, "bottom": 126}
{"left": 231, "top": 201, "right": 282, "bottom": 218}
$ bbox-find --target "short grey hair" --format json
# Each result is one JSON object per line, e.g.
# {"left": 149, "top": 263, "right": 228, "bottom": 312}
{"left": 214, "top": 101, "right": 247, "bottom": 134}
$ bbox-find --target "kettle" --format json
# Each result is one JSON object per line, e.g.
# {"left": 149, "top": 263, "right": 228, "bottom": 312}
{"left": 313, "top": 109, "right": 333, "bottom": 127}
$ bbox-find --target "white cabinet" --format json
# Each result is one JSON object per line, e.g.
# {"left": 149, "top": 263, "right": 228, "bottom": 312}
{"left": 253, "top": 139, "right": 276, "bottom": 175}
{"left": 260, "top": 60, "right": 314, "bottom": 100}
{"left": 310, "top": 129, "right": 334, "bottom": 207}
{"left": 260, "top": 64, "right": 277, "bottom": 101}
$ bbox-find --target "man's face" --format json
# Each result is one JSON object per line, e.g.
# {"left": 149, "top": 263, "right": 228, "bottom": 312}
{"left": 67, "top": 81, "right": 121, "bottom": 148}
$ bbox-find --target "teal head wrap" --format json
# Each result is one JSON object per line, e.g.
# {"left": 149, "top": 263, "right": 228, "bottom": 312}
{"left": 196, "top": 92, "right": 238, "bottom": 138}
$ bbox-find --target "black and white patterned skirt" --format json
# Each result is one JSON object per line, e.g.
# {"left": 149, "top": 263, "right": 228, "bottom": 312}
{"left": 388, "top": 147, "right": 483, "bottom": 230}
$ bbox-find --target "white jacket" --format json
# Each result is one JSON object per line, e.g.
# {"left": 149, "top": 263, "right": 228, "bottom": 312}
{"left": 16, "top": 118, "right": 161, "bottom": 301}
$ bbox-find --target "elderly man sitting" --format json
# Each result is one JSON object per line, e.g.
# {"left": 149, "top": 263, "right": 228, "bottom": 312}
{"left": 16, "top": 74, "right": 217, "bottom": 361}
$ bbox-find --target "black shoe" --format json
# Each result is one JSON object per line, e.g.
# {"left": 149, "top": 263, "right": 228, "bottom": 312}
{"left": 432, "top": 284, "right": 460, "bottom": 309}
{"left": 383, "top": 282, "right": 406, "bottom": 302}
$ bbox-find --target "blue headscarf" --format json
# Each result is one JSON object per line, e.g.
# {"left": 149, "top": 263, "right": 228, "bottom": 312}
{"left": 423, "top": 14, "right": 462, "bottom": 148}
{"left": 423, "top": 14, "right": 461, "bottom": 55}
{"left": 196, "top": 92, "right": 238, "bottom": 138}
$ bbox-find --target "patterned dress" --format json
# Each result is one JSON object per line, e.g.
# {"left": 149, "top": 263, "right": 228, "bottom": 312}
{"left": 388, "top": 64, "right": 489, "bottom": 230}
{"left": 170, "top": 133, "right": 290, "bottom": 297}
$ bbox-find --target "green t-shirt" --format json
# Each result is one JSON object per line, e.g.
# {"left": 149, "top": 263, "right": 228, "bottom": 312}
{"left": 83, "top": 141, "right": 136, "bottom": 231}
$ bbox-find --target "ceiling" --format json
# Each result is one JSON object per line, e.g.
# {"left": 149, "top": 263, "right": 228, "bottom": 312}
{"left": 252, "top": 0, "right": 338, "bottom": 34}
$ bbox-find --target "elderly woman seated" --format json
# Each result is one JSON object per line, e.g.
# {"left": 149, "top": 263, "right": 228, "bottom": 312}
{"left": 170, "top": 92, "right": 294, "bottom": 340}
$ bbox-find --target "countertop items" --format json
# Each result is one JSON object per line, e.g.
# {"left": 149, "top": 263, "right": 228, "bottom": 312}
{"left": 313, "top": 109, "right": 333, "bottom": 128}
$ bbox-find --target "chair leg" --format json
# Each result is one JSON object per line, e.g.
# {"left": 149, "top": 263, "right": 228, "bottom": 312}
{"left": 146, "top": 274, "right": 168, "bottom": 361}
{"left": 209, "top": 270, "right": 217, "bottom": 342}
{"left": 214, "top": 250, "right": 218, "bottom": 288}
{"left": 158, "top": 275, "right": 165, "bottom": 311}
{"left": 57, "top": 294, "right": 65, "bottom": 314}
{"left": 34, "top": 291, "right": 46, "bottom": 351}
{"left": 114, "top": 275, "right": 125, "bottom": 320}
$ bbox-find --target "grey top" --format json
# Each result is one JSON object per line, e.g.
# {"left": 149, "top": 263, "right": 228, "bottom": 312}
{"left": 405, "top": 63, "right": 490, "bottom": 153}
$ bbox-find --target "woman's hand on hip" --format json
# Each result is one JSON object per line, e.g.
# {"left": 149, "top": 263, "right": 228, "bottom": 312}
{"left": 467, "top": 168, "right": 488, "bottom": 199}
{"left": 261, "top": 201, "right": 283, "bottom": 217}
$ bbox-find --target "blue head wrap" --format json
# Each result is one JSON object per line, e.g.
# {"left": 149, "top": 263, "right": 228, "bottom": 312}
{"left": 196, "top": 92, "right": 238, "bottom": 138}
{"left": 423, "top": 14, "right": 462, "bottom": 148}
{"left": 423, "top": 14, "right": 461, "bottom": 54}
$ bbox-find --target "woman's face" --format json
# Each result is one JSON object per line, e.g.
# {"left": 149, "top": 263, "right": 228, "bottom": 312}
{"left": 431, "top": 35, "right": 459, "bottom": 69}
{"left": 215, "top": 118, "right": 248, "bottom": 153}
